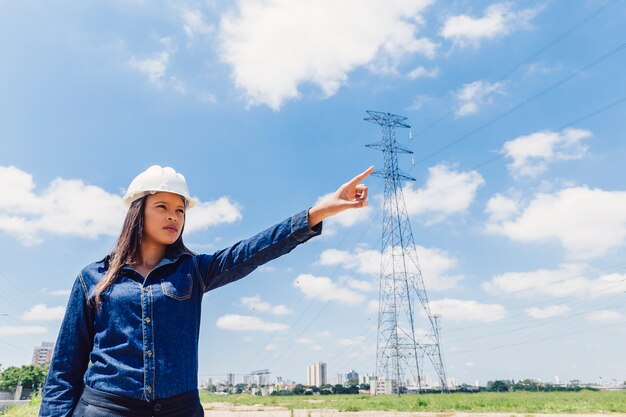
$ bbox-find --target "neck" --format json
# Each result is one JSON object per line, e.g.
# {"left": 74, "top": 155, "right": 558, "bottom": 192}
{"left": 137, "top": 241, "right": 167, "bottom": 269}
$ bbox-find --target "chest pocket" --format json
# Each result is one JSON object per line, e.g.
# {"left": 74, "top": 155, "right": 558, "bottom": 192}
{"left": 161, "top": 273, "right": 193, "bottom": 300}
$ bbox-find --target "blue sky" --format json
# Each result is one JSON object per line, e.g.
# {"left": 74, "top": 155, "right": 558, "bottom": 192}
{"left": 1, "top": 0, "right": 626, "bottom": 387}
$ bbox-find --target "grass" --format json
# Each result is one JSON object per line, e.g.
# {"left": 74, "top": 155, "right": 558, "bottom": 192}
{"left": 3, "top": 390, "right": 625, "bottom": 416}
{"left": 0, "top": 395, "right": 41, "bottom": 417}
{"left": 198, "top": 390, "right": 626, "bottom": 414}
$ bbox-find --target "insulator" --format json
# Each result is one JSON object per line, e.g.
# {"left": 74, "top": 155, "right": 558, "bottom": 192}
{"left": 409, "top": 129, "right": 413, "bottom": 140}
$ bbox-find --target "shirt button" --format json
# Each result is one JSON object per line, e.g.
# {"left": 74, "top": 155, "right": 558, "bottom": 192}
{"left": 146, "top": 385, "right": 152, "bottom": 393}
{"left": 145, "top": 317, "right": 151, "bottom": 324}
{"left": 147, "top": 350, "right": 153, "bottom": 357}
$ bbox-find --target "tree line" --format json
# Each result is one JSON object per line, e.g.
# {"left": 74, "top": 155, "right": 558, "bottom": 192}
{"left": 0, "top": 364, "right": 48, "bottom": 391}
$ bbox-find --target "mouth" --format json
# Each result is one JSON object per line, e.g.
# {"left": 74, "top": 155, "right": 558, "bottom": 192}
{"left": 163, "top": 226, "right": 178, "bottom": 233}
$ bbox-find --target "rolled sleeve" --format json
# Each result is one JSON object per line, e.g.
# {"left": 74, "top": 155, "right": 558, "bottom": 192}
{"left": 291, "top": 209, "right": 323, "bottom": 242}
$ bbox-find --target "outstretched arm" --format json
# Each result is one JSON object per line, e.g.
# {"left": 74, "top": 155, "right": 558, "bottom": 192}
{"left": 195, "top": 166, "right": 374, "bottom": 293}
{"left": 308, "top": 166, "right": 374, "bottom": 228}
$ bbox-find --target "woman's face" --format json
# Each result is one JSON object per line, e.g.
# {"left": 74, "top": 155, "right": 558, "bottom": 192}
{"left": 142, "top": 192, "right": 186, "bottom": 247}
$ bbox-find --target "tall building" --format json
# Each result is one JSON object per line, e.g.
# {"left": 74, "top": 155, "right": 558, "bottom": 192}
{"left": 307, "top": 362, "right": 327, "bottom": 387}
{"left": 227, "top": 373, "right": 235, "bottom": 386}
{"left": 345, "top": 370, "right": 359, "bottom": 385}
{"left": 32, "top": 342, "right": 54, "bottom": 366}
{"left": 336, "top": 373, "right": 344, "bottom": 385}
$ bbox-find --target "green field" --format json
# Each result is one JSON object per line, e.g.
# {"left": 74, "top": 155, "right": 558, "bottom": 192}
{"left": 3, "top": 391, "right": 625, "bottom": 416}
{"left": 202, "top": 391, "right": 626, "bottom": 414}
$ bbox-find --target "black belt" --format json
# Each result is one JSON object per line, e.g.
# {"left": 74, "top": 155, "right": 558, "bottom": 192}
{"left": 79, "top": 385, "right": 201, "bottom": 416}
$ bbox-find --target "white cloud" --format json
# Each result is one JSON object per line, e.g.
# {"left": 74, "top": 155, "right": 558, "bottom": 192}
{"left": 128, "top": 38, "right": 177, "bottom": 87}
{"left": 320, "top": 245, "right": 463, "bottom": 291}
{"left": 344, "top": 278, "right": 376, "bottom": 292}
{"left": 265, "top": 343, "right": 279, "bottom": 351}
{"left": 485, "top": 187, "right": 626, "bottom": 259}
{"left": 525, "top": 305, "right": 570, "bottom": 319}
{"left": 0, "top": 165, "right": 126, "bottom": 245}
{"left": 337, "top": 335, "right": 366, "bottom": 347}
{"left": 502, "top": 128, "right": 592, "bottom": 178}
{"left": 586, "top": 310, "right": 623, "bottom": 322}
{"left": 219, "top": 0, "right": 435, "bottom": 109}
{"left": 129, "top": 52, "right": 170, "bottom": 85}
{"left": 292, "top": 274, "right": 365, "bottom": 305}
{"left": 216, "top": 314, "right": 288, "bottom": 332}
{"left": 41, "top": 288, "right": 71, "bottom": 297}
{"left": 240, "top": 295, "right": 293, "bottom": 315}
{"left": 407, "top": 66, "right": 440, "bottom": 79}
{"left": 485, "top": 193, "right": 519, "bottom": 222}
{"left": 408, "top": 94, "right": 436, "bottom": 111}
{"left": 180, "top": 8, "right": 214, "bottom": 40}
{"left": 0, "top": 326, "right": 48, "bottom": 336}
{"left": 319, "top": 248, "right": 379, "bottom": 275}
{"left": 441, "top": 3, "right": 541, "bottom": 47}
{"left": 367, "top": 299, "right": 379, "bottom": 314}
{"left": 483, "top": 263, "right": 626, "bottom": 298}
{"left": 454, "top": 80, "right": 505, "bottom": 117}
{"left": 524, "top": 61, "right": 562, "bottom": 77}
{"left": 295, "top": 337, "right": 323, "bottom": 350}
{"left": 403, "top": 164, "right": 484, "bottom": 223}
{"left": 197, "top": 92, "right": 218, "bottom": 104}
{"left": 346, "top": 343, "right": 376, "bottom": 359}
{"left": 129, "top": 37, "right": 217, "bottom": 102}
{"left": 184, "top": 196, "right": 242, "bottom": 232}
{"left": 427, "top": 298, "right": 507, "bottom": 322}
{"left": 21, "top": 304, "right": 65, "bottom": 321}
{"left": 0, "top": 165, "right": 241, "bottom": 244}
{"left": 317, "top": 330, "right": 331, "bottom": 337}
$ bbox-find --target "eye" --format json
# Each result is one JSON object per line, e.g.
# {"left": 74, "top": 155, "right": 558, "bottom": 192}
{"left": 176, "top": 209, "right": 185, "bottom": 214}
{"left": 156, "top": 204, "right": 166, "bottom": 209}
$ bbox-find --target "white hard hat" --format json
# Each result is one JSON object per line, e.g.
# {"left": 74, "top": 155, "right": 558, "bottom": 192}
{"left": 122, "top": 165, "right": 198, "bottom": 209}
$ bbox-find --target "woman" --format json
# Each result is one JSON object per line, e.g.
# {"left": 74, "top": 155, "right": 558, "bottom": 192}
{"left": 39, "top": 164, "right": 373, "bottom": 417}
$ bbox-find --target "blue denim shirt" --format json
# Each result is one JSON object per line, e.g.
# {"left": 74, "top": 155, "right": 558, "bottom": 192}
{"left": 39, "top": 210, "right": 321, "bottom": 417}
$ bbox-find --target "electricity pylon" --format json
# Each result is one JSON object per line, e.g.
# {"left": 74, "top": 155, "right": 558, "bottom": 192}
{"left": 365, "top": 110, "right": 447, "bottom": 394}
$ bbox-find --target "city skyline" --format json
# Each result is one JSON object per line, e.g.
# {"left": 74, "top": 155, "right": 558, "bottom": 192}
{"left": 6, "top": 340, "right": 624, "bottom": 390}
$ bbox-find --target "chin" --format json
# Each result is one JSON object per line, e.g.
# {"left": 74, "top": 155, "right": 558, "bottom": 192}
{"left": 157, "top": 236, "right": 180, "bottom": 246}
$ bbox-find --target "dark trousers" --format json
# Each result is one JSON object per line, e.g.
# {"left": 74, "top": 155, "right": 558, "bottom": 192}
{"left": 72, "top": 385, "right": 204, "bottom": 417}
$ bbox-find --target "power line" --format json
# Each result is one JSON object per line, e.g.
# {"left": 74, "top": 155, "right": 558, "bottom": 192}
{"left": 449, "top": 316, "right": 626, "bottom": 355}
{"left": 412, "top": 0, "right": 622, "bottom": 138}
{"left": 414, "top": 41, "right": 626, "bottom": 166}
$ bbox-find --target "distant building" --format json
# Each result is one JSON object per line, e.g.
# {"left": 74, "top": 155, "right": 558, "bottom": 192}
{"left": 227, "top": 373, "right": 235, "bottom": 386}
{"left": 336, "top": 373, "right": 344, "bottom": 385}
{"left": 372, "top": 378, "right": 397, "bottom": 395}
{"left": 360, "top": 373, "right": 375, "bottom": 385}
{"left": 307, "top": 362, "right": 327, "bottom": 387}
{"left": 32, "top": 342, "right": 54, "bottom": 366}
{"left": 345, "top": 370, "right": 359, "bottom": 385}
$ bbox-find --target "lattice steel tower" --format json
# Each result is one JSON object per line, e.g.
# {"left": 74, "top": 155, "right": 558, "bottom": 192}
{"left": 364, "top": 110, "right": 447, "bottom": 394}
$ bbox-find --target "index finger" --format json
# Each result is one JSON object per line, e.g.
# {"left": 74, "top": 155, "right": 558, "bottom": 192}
{"left": 347, "top": 166, "right": 374, "bottom": 186}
